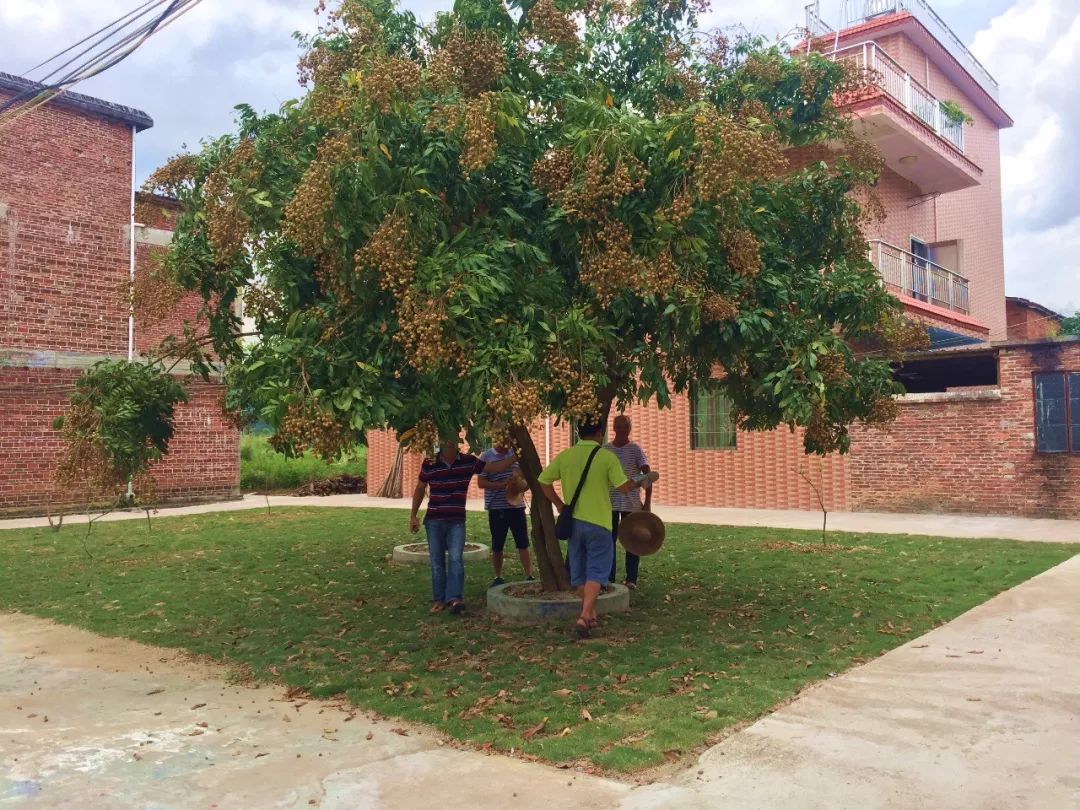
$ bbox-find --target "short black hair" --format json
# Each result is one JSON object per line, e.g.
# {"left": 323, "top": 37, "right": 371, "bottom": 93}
{"left": 577, "top": 416, "right": 606, "bottom": 438}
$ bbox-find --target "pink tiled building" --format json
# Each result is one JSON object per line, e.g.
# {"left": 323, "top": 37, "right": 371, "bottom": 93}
{"left": 371, "top": 0, "right": 1080, "bottom": 519}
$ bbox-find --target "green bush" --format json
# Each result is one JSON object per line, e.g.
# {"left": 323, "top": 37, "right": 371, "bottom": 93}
{"left": 239, "top": 433, "right": 367, "bottom": 492}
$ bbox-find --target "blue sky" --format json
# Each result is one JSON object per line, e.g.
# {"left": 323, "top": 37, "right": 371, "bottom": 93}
{"left": 1, "top": 0, "right": 1076, "bottom": 316}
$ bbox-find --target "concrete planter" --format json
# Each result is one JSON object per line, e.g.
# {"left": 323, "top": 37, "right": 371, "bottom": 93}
{"left": 391, "top": 542, "right": 490, "bottom": 566}
{"left": 486, "top": 582, "right": 630, "bottom": 624}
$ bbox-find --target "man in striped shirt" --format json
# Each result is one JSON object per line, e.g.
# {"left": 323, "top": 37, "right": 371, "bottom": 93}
{"left": 409, "top": 437, "right": 518, "bottom": 614}
{"left": 478, "top": 440, "right": 533, "bottom": 587}
{"left": 605, "top": 415, "right": 653, "bottom": 589}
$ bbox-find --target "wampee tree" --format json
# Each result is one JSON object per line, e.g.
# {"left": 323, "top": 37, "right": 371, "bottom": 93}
{"left": 104, "top": 0, "right": 922, "bottom": 589}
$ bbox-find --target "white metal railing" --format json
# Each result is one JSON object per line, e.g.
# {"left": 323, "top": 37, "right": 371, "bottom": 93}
{"left": 805, "top": 2, "right": 834, "bottom": 37}
{"left": 831, "top": 41, "right": 965, "bottom": 152}
{"left": 870, "top": 240, "right": 969, "bottom": 314}
{"left": 846, "top": 1, "right": 999, "bottom": 101}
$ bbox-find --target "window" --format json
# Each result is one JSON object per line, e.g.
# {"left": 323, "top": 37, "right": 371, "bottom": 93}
{"left": 691, "top": 382, "right": 736, "bottom": 449}
{"left": 1034, "top": 372, "right": 1080, "bottom": 453}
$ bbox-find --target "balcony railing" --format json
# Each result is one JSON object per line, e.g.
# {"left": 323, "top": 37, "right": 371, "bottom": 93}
{"left": 831, "top": 41, "right": 965, "bottom": 152}
{"left": 870, "top": 240, "right": 970, "bottom": 315}
{"left": 805, "top": 1, "right": 1000, "bottom": 102}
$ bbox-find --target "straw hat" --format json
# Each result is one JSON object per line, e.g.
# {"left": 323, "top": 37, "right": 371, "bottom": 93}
{"left": 618, "top": 511, "right": 666, "bottom": 556}
{"left": 504, "top": 471, "right": 529, "bottom": 507}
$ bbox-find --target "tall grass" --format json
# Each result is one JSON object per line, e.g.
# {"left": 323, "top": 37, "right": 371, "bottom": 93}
{"left": 240, "top": 433, "right": 367, "bottom": 492}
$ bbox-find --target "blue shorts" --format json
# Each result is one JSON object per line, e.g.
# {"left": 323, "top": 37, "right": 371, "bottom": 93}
{"left": 567, "top": 519, "right": 614, "bottom": 587}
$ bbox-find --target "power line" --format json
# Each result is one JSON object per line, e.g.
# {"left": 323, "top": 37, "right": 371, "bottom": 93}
{"left": 23, "top": 0, "right": 170, "bottom": 80}
{"left": 0, "top": 0, "right": 203, "bottom": 128}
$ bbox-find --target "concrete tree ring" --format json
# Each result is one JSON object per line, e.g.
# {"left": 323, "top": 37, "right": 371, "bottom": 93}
{"left": 486, "top": 582, "right": 630, "bottom": 624}
{"left": 391, "top": 543, "right": 490, "bottom": 566}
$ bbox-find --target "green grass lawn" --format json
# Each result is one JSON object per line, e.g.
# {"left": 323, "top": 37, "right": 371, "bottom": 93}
{"left": 239, "top": 433, "right": 367, "bottom": 492}
{"left": 0, "top": 508, "right": 1072, "bottom": 773}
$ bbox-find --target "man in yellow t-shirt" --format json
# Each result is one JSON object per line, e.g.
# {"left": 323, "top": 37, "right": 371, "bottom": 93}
{"left": 538, "top": 416, "right": 658, "bottom": 639}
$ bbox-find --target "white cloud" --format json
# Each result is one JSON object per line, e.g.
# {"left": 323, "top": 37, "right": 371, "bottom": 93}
{"left": 971, "top": 0, "right": 1080, "bottom": 315}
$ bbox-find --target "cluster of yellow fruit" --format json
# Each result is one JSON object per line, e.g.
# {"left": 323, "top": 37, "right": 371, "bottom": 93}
{"left": 401, "top": 419, "right": 439, "bottom": 455}
{"left": 461, "top": 93, "right": 499, "bottom": 176}
{"left": 701, "top": 292, "right": 738, "bottom": 324}
{"left": 127, "top": 256, "right": 183, "bottom": 326}
{"left": 486, "top": 380, "right": 546, "bottom": 431}
{"left": 143, "top": 153, "right": 200, "bottom": 198}
{"left": 546, "top": 349, "right": 600, "bottom": 422}
{"left": 355, "top": 211, "right": 417, "bottom": 295}
{"left": 282, "top": 133, "right": 353, "bottom": 256}
{"left": 580, "top": 219, "right": 648, "bottom": 305}
{"left": 362, "top": 55, "right": 421, "bottom": 114}
{"left": 270, "top": 401, "right": 352, "bottom": 460}
{"left": 428, "top": 27, "right": 506, "bottom": 97}
{"left": 393, "top": 286, "right": 456, "bottom": 373}
{"left": 561, "top": 149, "right": 647, "bottom": 222}
{"left": 692, "top": 109, "right": 784, "bottom": 206}
{"left": 242, "top": 282, "right": 284, "bottom": 325}
{"left": 531, "top": 147, "right": 575, "bottom": 197}
{"left": 528, "top": 0, "right": 579, "bottom": 51}
{"left": 817, "top": 351, "right": 850, "bottom": 385}
{"left": 724, "top": 228, "right": 761, "bottom": 279}
{"left": 202, "top": 139, "right": 260, "bottom": 265}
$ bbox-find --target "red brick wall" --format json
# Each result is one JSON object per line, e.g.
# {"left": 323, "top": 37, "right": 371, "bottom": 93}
{"left": 0, "top": 368, "right": 238, "bottom": 518}
{"left": 848, "top": 343, "right": 1080, "bottom": 518}
{"left": 367, "top": 399, "right": 849, "bottom": 513}
{"left": 0, "top": 92, "right": 132, "bottom": 355}
{"left": 0, "top": 100, "right": 239, "bottom": 517}
{"left": 1006, "top": 300, "right": 1062, "bottom": 341}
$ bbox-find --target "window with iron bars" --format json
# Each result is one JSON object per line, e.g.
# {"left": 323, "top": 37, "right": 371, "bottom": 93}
{"left": 1034, "top": 372, "right": 1080, "bottom": 453}
{"left": 691, "top": 381, "right": 737, "bottom": 450}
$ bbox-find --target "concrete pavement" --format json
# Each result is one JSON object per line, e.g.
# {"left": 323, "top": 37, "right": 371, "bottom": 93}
{"left": 3, "top": 493, "right": 1079, "bottom": 543}
{"left": 2, "top": 553, "right": 1078, "bottom": 808}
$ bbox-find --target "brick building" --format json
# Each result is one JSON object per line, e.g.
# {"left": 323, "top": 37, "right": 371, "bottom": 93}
{"left": 369, "top": 0, "right": 1080, "bottom": 519}
{"left": 1005, "top": 297, "right": 1063, "bottom": 342}
{"left": 0, "top": 73, "right": 240, "bottom": 518}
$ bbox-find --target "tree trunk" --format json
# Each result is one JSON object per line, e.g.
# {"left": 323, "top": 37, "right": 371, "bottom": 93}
{"left": 510, "top": 424, "right": 571, "bottom": 592}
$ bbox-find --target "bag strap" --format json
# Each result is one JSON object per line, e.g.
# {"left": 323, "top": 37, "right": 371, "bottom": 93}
{"left": 566, "top": 445, "right": 602, "bottom": 512}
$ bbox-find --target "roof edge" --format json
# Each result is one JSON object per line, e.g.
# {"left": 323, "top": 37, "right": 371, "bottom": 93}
{"left": 0, "top": 72, "right": 153, "bottom": 132}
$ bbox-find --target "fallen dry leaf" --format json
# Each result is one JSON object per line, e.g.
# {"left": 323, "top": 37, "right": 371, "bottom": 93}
{"left": 146, "top": 689, "right": 164, "bottom": 696}
{"left": 580, "top": 708, "right": 592, "bottom": 722}
{"left": 522, "top": 717, "right": 548, "bottom": 741}
{"left": 552, "top": 688, "right": 572, "bottom": 698}
{"left": 390, "top": 728, "right": 409, "bottom": 736}
{"left": 366, "top": 732, "right": 374, "bottom": 741}
{"left": 191, "top": 703, "right": 207, "bottom": 711}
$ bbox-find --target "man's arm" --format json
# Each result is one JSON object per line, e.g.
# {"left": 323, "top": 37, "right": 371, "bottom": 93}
{"left": 409, "top": 479, "right": 427, "bottom": 533}
{"left": 477, "top": 477, "right": 507, "bottom": 491}
{"left": 480, "top": 452, "right": 517, "bottom": 475}
{"left": 640, "top": 463, "right": 653, "bottom": 511}
{"left": 539, "top": 483, "right": 564, "bottom": 513}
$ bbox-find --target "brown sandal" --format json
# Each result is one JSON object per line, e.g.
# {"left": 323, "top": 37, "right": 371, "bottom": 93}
{"left": 429, "top": 602, "right": 445, "bottom": 614}
{"left": 574, "top": 617, "right": 591, "bottom": 639}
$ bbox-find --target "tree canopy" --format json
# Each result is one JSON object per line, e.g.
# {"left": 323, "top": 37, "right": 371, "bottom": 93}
{"left": 141, "top": 0, "right": 922, "bottom": 461}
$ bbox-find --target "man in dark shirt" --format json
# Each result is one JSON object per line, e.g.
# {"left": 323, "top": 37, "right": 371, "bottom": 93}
{"left": 409, "top": 437, "right": 518, "bottom": 614}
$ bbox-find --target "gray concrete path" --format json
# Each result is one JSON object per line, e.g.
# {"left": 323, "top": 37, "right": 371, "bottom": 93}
{"left": 3, "top": 493, "right": 1078, "bottom": 543}
{"left": 2, "top": 554, "right": 1078, "bottom": 808}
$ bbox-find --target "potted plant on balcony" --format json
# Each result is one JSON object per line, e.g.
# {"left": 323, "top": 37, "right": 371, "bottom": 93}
{"left": 940, "top": 100, "right": 974, "bottom": 127}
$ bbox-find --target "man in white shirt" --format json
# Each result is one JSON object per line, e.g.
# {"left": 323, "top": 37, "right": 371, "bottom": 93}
{"left": 604, "top": 415, "right": 653, "bottom": 589}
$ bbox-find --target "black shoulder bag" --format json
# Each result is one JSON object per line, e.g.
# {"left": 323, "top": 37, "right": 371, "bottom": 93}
{"left": 554, "top": 445, "right": 602, "bottom": 540}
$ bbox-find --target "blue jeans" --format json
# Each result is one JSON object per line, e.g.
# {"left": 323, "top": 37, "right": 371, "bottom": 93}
{"left": 567, "top": 519, "right": 614, "bottom": 588}
{"left": 426, "top": 520, "right": 466, "bottom": 603}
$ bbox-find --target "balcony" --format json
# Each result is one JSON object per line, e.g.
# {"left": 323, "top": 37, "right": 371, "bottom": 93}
{"left": 833, "top": 42, "right": 964, "bottom": 151}
{"left": 826, "top": 41, "right": 981, "bottom": 194}
{"left": 870, "top": 240, "right": 970, "bottom": 315}
{"left": 805, "top": 1, "right": 1000, "bottom": 103}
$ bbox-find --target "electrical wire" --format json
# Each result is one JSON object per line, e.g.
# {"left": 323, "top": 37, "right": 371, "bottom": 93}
{"left": 22, "top": 0, "right": 170, "bottom": 81}
{"left": 0, "top": 0, "right": 201, "bottom": 129}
